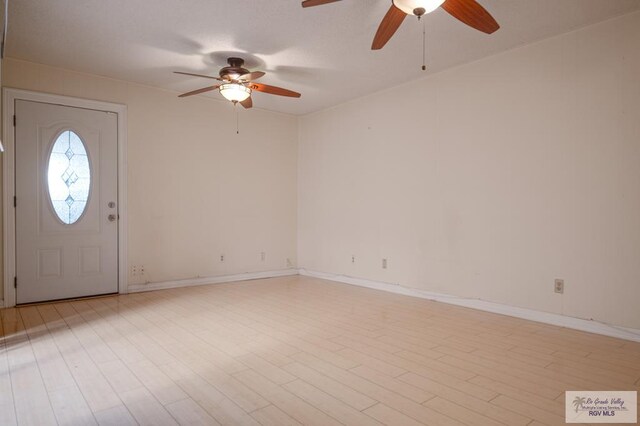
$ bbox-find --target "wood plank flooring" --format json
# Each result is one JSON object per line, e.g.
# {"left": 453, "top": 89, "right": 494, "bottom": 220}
{"left": 1, "top": 275, "right": 639, "bottom": 425}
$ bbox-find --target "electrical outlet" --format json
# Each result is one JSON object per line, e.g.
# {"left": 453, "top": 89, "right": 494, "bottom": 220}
{"left": 382, "top": 258, "right": 388, "bottom": 269}
{"left": 220, "top": 254, "right": 224, "bottom": 262}
{"left": 139, "top": 265, "right": 145, "bottom": 276}
{"left": 261, "top": 252, "right": 266, "bottom": 261}
{"left": 131, "top": 265, "right": 138, "bottom": 276}
{"left": 554, "top": 279, "right": 564, "bottom": 294}
{"left": 351, "top": 255, "right": 355, "bottom": 264}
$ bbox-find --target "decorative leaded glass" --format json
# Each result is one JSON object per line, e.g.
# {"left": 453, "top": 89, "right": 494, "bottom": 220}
{"left": 47, "top": 130, "right": 91, "bottom": 224}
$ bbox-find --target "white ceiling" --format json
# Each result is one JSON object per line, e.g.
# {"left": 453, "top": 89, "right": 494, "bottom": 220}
{"left": 8, "top": 0, "right": 640, "bottom": 115}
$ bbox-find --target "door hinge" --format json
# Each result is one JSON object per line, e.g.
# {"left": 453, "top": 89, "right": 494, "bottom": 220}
{"left": 13, "top": 195, "right": 16, "bottom": 207}
{"left": 13, "top": 114, "right": 16, "bottom": 127}
{"left": 14, "top": 277, "right": 17, "bottom": 288}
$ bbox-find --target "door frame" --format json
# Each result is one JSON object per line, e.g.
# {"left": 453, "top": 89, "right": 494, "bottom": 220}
{"left": 2, "top": 88, "right": 128, "bottom": 307}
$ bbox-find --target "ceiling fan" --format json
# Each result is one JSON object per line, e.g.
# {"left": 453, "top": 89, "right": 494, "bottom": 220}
{"left": 174, "top": 57, "right": 301, "bottom": 108}
{"left": 302, "top": 0, "right": 499, "bottom": 50}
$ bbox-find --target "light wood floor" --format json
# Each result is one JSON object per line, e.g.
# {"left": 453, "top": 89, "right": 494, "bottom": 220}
{"left": 1, "top": 275, "right": 639, "bottom": 426}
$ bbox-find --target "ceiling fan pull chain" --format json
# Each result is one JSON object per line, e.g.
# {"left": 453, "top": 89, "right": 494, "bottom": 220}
{"left": 236, "top": 107, "right": 240, "bottom": 135}
{"left": 422, "top": 18, "right": 427, "bottom": 71}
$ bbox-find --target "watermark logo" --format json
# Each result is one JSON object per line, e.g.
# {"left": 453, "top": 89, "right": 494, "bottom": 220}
{"left": 566, "top": 391, "right": 637, "bottom": 423}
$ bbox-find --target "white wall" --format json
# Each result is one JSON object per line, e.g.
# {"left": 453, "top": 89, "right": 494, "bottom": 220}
{"left": 3, "top": 58, "right": 298, "bottom": 296}
{"left": 298, "top": 11, "right": 640, "bottom": 330}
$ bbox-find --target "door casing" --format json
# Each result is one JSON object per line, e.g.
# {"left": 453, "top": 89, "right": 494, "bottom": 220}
{"left": 3, "top": 88, "right": 128, "bottom": 307}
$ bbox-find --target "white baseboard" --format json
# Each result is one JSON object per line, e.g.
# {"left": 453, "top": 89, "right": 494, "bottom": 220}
{"left": 125, "top": 266, "right": 640, "bottom": 343}
{"left": 127, "top": 269, "right": 298, "bottom": 293}
{"left": 299, "top": 268, "right": 640, "bottom": 343}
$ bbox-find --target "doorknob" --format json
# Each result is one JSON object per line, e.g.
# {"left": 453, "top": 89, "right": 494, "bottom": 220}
{"left": 108, "top": 214, "right": 117, "bottom": 222}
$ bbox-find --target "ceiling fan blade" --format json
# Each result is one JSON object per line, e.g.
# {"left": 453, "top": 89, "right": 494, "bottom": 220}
{"left": 301, "top": 0, "right": 341, "bottom": 7}
{"left": 178, "top": 85, "right": 220, "bottom": 98}
{"left": 240, "top": 97, "right": 253, "bottom": 109}
{"left": 441, "top": 0, "right": 499, "bottom": 34}
{"left": 174, "top": 71, "right": 224, "bottom": 81}
{"left": 250, "top": 83, "right": 301, "bottom": 98}
{"left": 239, "top": 71, "right": 266, "bottom": 81}
{"left": 371, "top": 5, "right": 407, "bottom": 50}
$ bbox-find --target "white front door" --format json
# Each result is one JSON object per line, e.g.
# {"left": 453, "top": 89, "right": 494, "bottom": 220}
{"left": 15, "top": 100, "right": 119, "bottom": 304}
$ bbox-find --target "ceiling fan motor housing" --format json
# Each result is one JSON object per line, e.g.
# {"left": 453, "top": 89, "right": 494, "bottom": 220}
{"left": 220, "top": 57, "right": 250, "bottom": 80}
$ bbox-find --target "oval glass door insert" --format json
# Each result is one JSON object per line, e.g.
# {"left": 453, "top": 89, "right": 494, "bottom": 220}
{"left": 47, "top": 130, "right": 91, "bottom": 224}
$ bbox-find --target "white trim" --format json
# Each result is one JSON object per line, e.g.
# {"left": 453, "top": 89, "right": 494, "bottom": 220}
{"left": 299, "top": 269, "right": 640, "bottom": 343}
{"left": 127, "top": 269, "right": 298, "bottom": 293}
{"left": 2, "top": 88, "right": 128, "bottom": 307}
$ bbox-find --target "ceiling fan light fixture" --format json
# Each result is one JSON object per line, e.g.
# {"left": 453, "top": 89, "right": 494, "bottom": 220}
{"left": 392, "top": 0, "right": 445, "bottom": 16}
{"left": 219, "top": 83, "right": 251, "bottom": 102}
